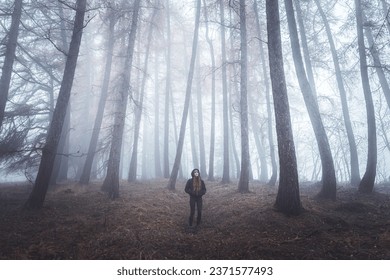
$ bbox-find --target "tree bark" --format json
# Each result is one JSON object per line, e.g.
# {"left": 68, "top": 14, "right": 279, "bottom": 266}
{"left": 154, "top": 53, "right": 162, "bottom": 177}
{"left": 294, "top": 0, "right": 318, "bottom": 100}
{"left": 163, "top": 0, "right": 172, "bottom": 178}
{"left": 238, "top": 0, "right": 250, "bottom": 193}
{"left": 253, "top": 0, "right": 277, "bottom": 186}
{"left": 249, "top": 100, "right": 268, "bottom": 182}
{"left": 51, "top": 1, "right": 71, "bottom": 185}
{"left": 229, "top": 8, "right": 240, "bottom": 179}
{"left": 0, "top": 0, "right": 23, "bottom": 129}
{"left": 355, "top": 0, "right": 377, "bottom": 193}
{"left": 196, "top": 52, "right": 208, "bottom": 177}
{"left": 219, "top": 0, "right": 230, "bottom": 184}
{"left": 167, "top": 0, "right": 201, "bottom": 190}
{"left": 267, "top": 0, "right": 302, "bottom": 215}
{"left": 25, "top": 0, "right": 87, "bottom": 209}
{"left": 102, "top": 0, "right": 141, "bottom": 198}
{"left": 189, "top": 99, "right": 199, "bottom": 168}
{"left": 203, "top": 0, "right": 216, "bottom": 181}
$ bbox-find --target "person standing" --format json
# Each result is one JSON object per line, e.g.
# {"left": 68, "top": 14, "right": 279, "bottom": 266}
{"left": 185, "top": 168, "right": 206, "bottom": 226}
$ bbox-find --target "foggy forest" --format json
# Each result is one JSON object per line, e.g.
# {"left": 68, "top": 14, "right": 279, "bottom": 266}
{"left": 1, "top": 0, "right": 390, "bottom": 259}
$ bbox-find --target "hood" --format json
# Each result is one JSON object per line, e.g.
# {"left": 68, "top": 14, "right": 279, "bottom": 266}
{"left": 191, "top": 168, "right": 200, "bottom": 178}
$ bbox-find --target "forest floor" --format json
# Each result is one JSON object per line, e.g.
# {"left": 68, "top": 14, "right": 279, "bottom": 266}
{"left": 0, "top": 179, "right": 390, "bottom": 260}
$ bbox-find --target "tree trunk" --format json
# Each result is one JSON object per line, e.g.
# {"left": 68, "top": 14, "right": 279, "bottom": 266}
{"left": 355, "top": 0, "right": 377, "bottom": 193}
{"left": 314, "top": 0, "right": 360, "bottom": 186}
{"left": 238, "top": 0, "right": 250, "bottom": 193}
{"left": 154, "top": 53, "right": 162, "bottom": 178}
{"left": 188, "top": 45, "right": 199, "bottom": 169}
{"left": 170, "top": 86, "right": 184, "bottom": 179}
{"left": 50, "top": 106, "right": 70, "bottom": 185}
{"left": 189, "top": 100, "right": 199, "bottom": 168}
{"left": 25, "top": 0, "right": 87, "bottom": 209}
{"left": 249, "top": 101, "right": 268, "bottom": 182}
{"left": 163, "top": 0, "right": 172, "bottom": 178}
{"left": 230, "top": 62, "right": 240, "bottom": 179}
{"left": 51, "top": 1, "right": 71, "bottom": 185}
{"left": 229, "top": 8, "right": 240, "bottom": 179}
{"left": 253, "top": 0, "right": 277, "bottom": 186}
{"left": 102, "top": 0, "right": 141, "bottom": 198}
{"left": 0, "top": 0, "right": 22, "bottom": 129}
{"left": 294, "top": 0, "right": 318, "bottom": 100}
{"left": 284, "top": 0, "right": 337, "bottom": 200}
{"left": 220, "top": 0, "right": 230, "bottom": 184}
{"left": 203, "top": 0, "right": 216, "bottom": 181}
{"left": 79, "top": 11, "right": 116, "bottom": 184}
{"left": 196, "top": 52, "right": 207, "bottom": 177}
{"left": 266, "top": 0, "right": 302, "bottom": 215}
{"left": 167, "top": 0, "right": 201, "bottom": 190}
{"left": 128, "top": 8, "right": 157, "bottom": 182}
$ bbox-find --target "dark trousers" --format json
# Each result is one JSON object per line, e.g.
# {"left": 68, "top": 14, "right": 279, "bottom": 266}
{"left": 189, "top": 196, "right": 202, "bottom": 226}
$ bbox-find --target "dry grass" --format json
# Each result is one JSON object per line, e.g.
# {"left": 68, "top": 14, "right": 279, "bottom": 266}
{"left": 0, "top": 179, "right": 389, "bottom": 259}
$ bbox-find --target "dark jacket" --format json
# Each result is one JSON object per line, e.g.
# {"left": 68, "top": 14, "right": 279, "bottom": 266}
{"left": 185, "top": 178, "right": 206, "bottom": 197}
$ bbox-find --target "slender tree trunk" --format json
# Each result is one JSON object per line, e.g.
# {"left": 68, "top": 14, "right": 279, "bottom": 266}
{"left": 355, "top": 0, "right": 377, "bottom": 193}
{"left": 0, "top": 0, "right": 22, "bottom": 129}
{"left": 187, "top": 31, "right": 198, "bottom": 170}
{"left": 79, "top": 11, "right": 116, "bottom": 184}
{"left": 189, "top": 100, "right": 199, "bottom": 168}
{"left": 294, "top": 0, "right": 318, "bottom": 100}
{"left": 229, "top": 104, "right": 240, "bottom": 178}
{"left": 229, "top": 9, "right": 240, "bottom": 179}
{"left": 170, "top": 87, "right": 184, "bottom": 179}
{"left": 284, "top": 0, "right": 337, "bottom": 200}
{"left": 220, "top": 0, "right": 230, "bottom": 183}
{"left": 50, "top": 106, "right": 70, "bottom": 185}
{"left": 163, "top": 0, "right": 172, "bottom": 178}
{"left": 25, "top": 0, "right": 87, "bottom": 209}
{"left": 267, "top": 0, "right": 302, "bottom": 215}
{"left": 253, "top": 0, "right": 277, "bottom": 186}
{"left": 128, "top": 9, "right": 157, "bottom": 182}
{"left": 57, "top": 107, "right": 70, "bottom": 181}
{"left": 196, "top": 52, "right": 207, "bottom": 177}
{"left": 154, "top": 52, "right": 162, "bottom": 177}
{"left": 102, "top": 0, "right": 141, "bottom": 198}
{"left": 230, "top": 62, "right": 240, "bottom": 179}
{"left": 51, "top": 1, "right": 71, "bottom": 184}
{"left": 314, "top": 0, "right": 360, "bottom": 186}
{"left": 249, "top": 101, "right": 268, "bottom": 182}
{"left": 141, "top": 107, "right": 151, "bottom": 179}
{"left": 167, "top": 0, "right": 201, "bottom": 190}
{"left": 238, "top": 0, "right": 250, "bottom": 193}
{"left": 203, "top": 0, "right": 216, "bottom": 181}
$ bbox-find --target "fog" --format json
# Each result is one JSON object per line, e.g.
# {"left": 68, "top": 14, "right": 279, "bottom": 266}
{"left": 1, "top": 0, "right": 390, "bottom": 188}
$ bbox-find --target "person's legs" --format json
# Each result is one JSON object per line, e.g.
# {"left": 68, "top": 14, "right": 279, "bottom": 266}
{"left": 189, "top": 196, "right": 196, "bottom": 226}
{"left": 196, "top": 197, "right": 203, "bottom": 225}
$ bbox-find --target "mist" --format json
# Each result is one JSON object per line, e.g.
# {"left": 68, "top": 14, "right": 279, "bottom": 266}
{"left": 1, "top": 0, "right": 390, "bottom": 201}
{"left": 2, "top": 0, "right": 390, "bottom": 263}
